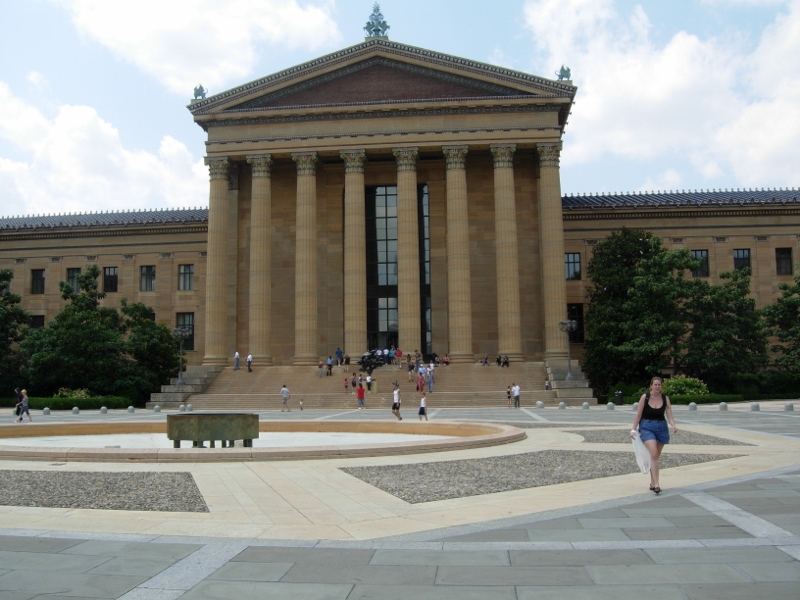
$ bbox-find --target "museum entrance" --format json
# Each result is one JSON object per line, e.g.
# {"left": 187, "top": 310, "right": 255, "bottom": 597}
{"left": 365, "top": 184, "right": 431, "bottom": 355}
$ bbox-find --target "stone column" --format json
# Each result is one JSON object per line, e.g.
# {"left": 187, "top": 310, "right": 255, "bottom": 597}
{"left": 537, "top": 143, "right": 568, "bottom": 360}
{"left": 393, "top": 147, "right": 421, "bottom": 356}
{"left": 203, "top": 157, "right": 229, "bottom": 366}
{"left": 443, "top": 145, "right": 473, "bottom": 363}
{"left": 340, "top": 150, "right": 367, "bottom": 358}
{"left": 246, "top": 154, "right": 273, "bottom": 366}
{"left": 490, "top": 144, "right": 523, "bottom": 362}
{"left": 292, "top": 152, "right": 319, "bottom": 365}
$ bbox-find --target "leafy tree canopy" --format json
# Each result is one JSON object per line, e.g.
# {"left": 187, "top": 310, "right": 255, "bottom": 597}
{"left": 762, "top": 270, "right": 800, "bottom": 373}
{"left": 0, "top": 269, "right": 30, "bottom": 395}
{"left": 583, "top": 228, "right": 767, "bottom": 395}
{"left": 19, "top": 265, "right": 178, "bottom": 400}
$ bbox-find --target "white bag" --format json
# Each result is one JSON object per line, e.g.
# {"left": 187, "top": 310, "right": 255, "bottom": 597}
{"left": 631, "top": 431, "right": 651, "bottom": 474}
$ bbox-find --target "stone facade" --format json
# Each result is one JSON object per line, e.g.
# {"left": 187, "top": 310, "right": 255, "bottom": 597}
{"left": 2, "top": 40, "right": 799, "bottom": 372}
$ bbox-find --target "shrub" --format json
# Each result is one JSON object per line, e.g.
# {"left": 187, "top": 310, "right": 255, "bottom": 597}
{"left": 662, "top": 375, "right": 708, "bottom": 396}
{"left": 623, "top": 393, "right": 742, "bottom": 405}
{"left": 54, "top": 387, "right": 93, "bottom": 399}
{"left": 1, "top": 394, "right": 130, "bottom": 410}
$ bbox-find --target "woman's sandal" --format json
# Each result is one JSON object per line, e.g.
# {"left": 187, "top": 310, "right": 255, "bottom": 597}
{"left": 654, "top": 487, "right": 661, "bottom": 494}
{"left": 649, "top": 485, "right": 655, "bottom": 491}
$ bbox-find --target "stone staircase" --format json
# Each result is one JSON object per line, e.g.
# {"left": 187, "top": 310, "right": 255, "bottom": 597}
{"left": 149, "top": 361, "right": 594, "bottom": 410}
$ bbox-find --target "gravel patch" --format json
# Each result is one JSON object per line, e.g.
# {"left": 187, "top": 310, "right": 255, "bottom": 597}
{"left": 0, "top": 471, "right": 208, "bottom": 512}
{"left": 341, "top": 450, "right": 741, "bottom": 504}
{"left": 564, "top": 429, "right": 753, "bottom": 446}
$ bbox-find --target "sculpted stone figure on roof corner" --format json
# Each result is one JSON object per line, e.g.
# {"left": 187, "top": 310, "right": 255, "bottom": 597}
{"left": 193, "top": 85, "right": 207, "bottom": 99}
{"left": 556, "top": 65, "right": 571, "bottom": 81}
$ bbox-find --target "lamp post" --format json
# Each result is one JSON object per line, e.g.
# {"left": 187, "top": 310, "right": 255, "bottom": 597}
{"left": 558, "top": 319, "right": 578, "bottom": 380}
{"left": 173, "top": 326, "right": 191, "bottom": 386}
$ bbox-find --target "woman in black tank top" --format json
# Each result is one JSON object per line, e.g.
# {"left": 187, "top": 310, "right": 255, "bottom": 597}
{"left": 631, "top": 376, "right": 678, "bottom": 494}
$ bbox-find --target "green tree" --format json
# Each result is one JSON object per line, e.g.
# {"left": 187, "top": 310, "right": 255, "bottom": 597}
{"left": 0, "top": 269, "right": 30, "bottom": 396}
{"left": 615, "top": 245, "right": 698, "bottom": 380}
{"left": 762, "top": 270, "right": 800, "bottom": 372}
{"left": 583, "top": 228, "right": 675, "bottom": 394}
{"left": 20, "top": 265, "right": 178, "bottom": 400}
{"left": 120, "top": 299, "right": 179, "bottom": 398}
{"left": 681, "top": 268, "right": 768, "bottom": 383}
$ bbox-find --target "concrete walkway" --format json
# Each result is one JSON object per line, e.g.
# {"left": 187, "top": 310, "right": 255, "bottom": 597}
{"left": 0, "top": 402, "right": 798, "bottom": 599}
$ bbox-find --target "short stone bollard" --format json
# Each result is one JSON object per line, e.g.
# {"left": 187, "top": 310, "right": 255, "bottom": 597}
{"left": 186, "top": 404, "right": 193, "bottom": 412}
{"left": 535, "top": 401, "right": 544, "bottom": 409}
{"left": 43, "top": 407, "right": 50, "bottom": 415}
{"left": 606, "top": 402, "right": 615, "bottom": 410}
{"left": 582, "top": 402, "right": 590, "bottom": 410}
{"left": 127, "top": 406, "right": 135, "bottom": 413}
{"left": 632, "top": 401, "right": 639, "bottom": 411}
{"left": 72, "top": 407, "right": 79, "bottom": 414}
{"left": 751, "top": 402, "right": 760, "bottom": 412}
{"left": 719, "top": 402, "right": 728, "bottom": 411}
{"left": 100, "top": 406, "right": 107, "bottom": 414}
{"left": 689, "top": 402, "right": 697, "bottom": 411}
{"left": 785, "top": 403, "right": 795, "bottom": 412}
{"left": 558, "top": 402, "right": 566, "bottom": 409}
{"left": 153, "top": 405, "right": 161, "bottom": 413}
{"left": 179, "top": 404, "right": 186, "bottom": 412}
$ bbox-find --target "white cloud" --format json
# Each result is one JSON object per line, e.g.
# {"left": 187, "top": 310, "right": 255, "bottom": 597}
{"left": 524, "top": 0, "right": 800, "bottom": 189}
{"left": 0, "top": 83, "right": 206, "bottom": 217}
{"left": 56, "top": 0, "right": 342, "bottom": 95}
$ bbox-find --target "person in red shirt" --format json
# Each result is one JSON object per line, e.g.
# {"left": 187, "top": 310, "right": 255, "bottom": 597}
{"left": 356, "top": 384, "right": 366, "bottom": 409}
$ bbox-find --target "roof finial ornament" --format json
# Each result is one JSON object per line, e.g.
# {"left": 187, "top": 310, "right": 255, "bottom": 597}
{"left": 193, "top": 84, "right": 207, "bottom": 100}
{"left": 364, "top": 3, "right": 390, "bottom": 39}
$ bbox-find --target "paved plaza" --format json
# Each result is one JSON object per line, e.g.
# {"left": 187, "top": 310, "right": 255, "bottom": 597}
{"left": 0, "top": 402, "right": 798, "bottom": 599}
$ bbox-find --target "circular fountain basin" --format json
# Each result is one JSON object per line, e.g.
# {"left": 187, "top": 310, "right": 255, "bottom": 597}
{"left": 0, "top": 420, "right": 525, "bottom": 462}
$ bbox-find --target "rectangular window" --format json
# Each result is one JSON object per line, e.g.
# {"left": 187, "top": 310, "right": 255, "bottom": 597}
{"left": 566, "top": 303, "right": 585, "bottom": 344}
{"left": 178, "top": 264, "right": 194, "bottom": 291}
{"left": 691, "top": 250, "right": 709, "bottom": 277}
{"left": 140, "top": 266, "right": 156, "bottom": 291}
{"left": 176, "top": 312, "right": 194, "bottom": 351}
{"left": 565, "top": 253, "right": 581, "bottom": 280}
{"left": 103, "top": 267, "right": 118, "bottom": 292}
{"left": 66, "top": 268, "right": 81, "bottom": 292}
{"left": 31, "top": 269, "right": 45, "bottom": 294}
{"left": 776, "top": 248, "right": 793, "bottom": 275}
{"left": 733, "top": 249, "right": 751, "bottom": 271}
{"left": 29, "top": 315, "right": 45, "bottom": 328}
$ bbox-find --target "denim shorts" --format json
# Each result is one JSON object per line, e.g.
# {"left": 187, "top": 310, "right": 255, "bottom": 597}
{"left": 639, "top": 419, "right": 670, "bottom": 444}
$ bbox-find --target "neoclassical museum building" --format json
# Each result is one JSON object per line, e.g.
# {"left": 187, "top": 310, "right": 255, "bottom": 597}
{"left": 1, "top": 27, "right": 799, "bottom": 374}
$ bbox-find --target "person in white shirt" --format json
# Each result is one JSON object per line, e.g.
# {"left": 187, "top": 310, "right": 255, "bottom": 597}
{"left": 234, "top": 351, "right": 240, "bottom": 370}
{"left": 418, "top": 393, "right": 428, "bottom": 421}
{"left": 512, "top": 383, "right": 521, "bottom": 408}
{"left": 391, "top": 385, "right": 402, "bottom": 421}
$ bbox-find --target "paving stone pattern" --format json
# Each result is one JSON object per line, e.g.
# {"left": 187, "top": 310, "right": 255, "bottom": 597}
{"left": 0, "top": 406, "right": 797, "bottom": 598}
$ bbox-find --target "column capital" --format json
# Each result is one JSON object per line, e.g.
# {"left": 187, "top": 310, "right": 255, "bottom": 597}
{"left": 292, "top": 152, "right": 318, "bottom": 175}
{"left": 490, "top": 144, "right": 516, "bottom": 168}
{"left": 443, "top": 145, "right": 469, "bottom": 169}
{"left": 393, "top": 147, "right": 418, "bottom": 171}
{"left": 204, "top": 157, "right": 229, "bottom": 180}
{"left": 340, "top": 149, "right": 367, "bottom": 174}
{"left": 246, "top": 154, "right": 272, "bottom": 178}
{"left": 536, "top": 143, "right": 562, "bottom": 168}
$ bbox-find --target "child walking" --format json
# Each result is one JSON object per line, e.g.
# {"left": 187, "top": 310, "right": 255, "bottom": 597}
{"left": 418, "top": 393, "right": 428, "bottom": 421}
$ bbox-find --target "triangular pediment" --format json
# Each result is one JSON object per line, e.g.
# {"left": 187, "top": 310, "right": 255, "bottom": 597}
{"left": 231, "top": 58, "right": 531, "bottom": 110}
{"left": 189, "top": 39, "right": 575, "bottom": 115}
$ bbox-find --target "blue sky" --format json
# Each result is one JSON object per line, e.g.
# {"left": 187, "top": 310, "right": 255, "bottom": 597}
{"left": 0, "top": 0, "right": 798, "bottom": 217}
